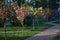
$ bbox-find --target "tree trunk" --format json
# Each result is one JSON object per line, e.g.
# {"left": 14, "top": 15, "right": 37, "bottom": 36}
{"left": 20, "top": 21, "right": 24, "bottom": 32}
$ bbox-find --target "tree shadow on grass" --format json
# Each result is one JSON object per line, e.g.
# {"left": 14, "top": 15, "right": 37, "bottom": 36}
{"left": 0, "top": 36, "right": 30, "bottom": 40}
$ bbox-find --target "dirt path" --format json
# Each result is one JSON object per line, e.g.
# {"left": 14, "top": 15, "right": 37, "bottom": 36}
{"left": 25, "top": 22, "right": 60, "bottom": 40}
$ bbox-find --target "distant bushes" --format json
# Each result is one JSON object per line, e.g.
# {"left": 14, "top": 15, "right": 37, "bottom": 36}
{"left": 24, "top": 15, "right": 33, "bottom": 26}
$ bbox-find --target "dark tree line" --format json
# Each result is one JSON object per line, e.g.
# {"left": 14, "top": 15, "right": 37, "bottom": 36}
{"left": 0, "top": 0, "right": 59, "bottom": 9}
{"left": 17, "top": 0, "right": 59, "bottom": 9}
{"left": 49, "top": 0, "right": 59, "bottom": 9}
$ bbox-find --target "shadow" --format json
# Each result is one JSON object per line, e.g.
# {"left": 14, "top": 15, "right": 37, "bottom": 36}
{"left": 0, "top": 36, "right": 30, "bottom": 40}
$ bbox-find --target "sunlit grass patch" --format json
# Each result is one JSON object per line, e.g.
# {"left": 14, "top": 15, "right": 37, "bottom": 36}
{"left": 0, "top": 32, "right": 37, "bottom": 40}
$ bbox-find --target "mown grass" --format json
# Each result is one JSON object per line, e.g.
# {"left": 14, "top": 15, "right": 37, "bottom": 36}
{"left": 0, "top": 24, "right": 52, "bottom": 31}
{"left": 0, "top": 24, "right": 52, "bottom": 40}
{"left": 0, "top": 32, "right": 37, "bottom": 40}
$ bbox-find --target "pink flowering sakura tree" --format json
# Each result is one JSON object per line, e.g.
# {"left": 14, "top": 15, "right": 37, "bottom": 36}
{"left": 11, "top": 2, "right": 29, "bottom": 28}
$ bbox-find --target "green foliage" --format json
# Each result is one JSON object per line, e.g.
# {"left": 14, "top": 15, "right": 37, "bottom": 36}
{"left": 24, "top": 16, "right": 33, "bottom": 26}
{"left": 27, "top": 6, "right": 44, "bottom": 20}
{"left": 10, "top": 18, "right": 20, "bottom": 26}
{"left": 40, "top": 0, "right": 48, "bottom": 8}
{"left": 49, "top": 0, "right": 59, "bottom": 9}
{"left": 0, "top": 19, "right": 4, "bottom": 27}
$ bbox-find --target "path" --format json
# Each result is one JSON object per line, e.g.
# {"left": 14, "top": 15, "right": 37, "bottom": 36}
{"left": 25, "top": 21, "right": 60, "bottom": 40}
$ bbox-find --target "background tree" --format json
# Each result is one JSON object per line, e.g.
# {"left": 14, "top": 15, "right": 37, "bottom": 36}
{"left": 41, "top": 0, "right": 48, "bottom": 8}
{"left": 49, "top": 0, "right": 59, "bottom": 9}
{"left": 33, "top": 0, "right": 41, "bottom": 8}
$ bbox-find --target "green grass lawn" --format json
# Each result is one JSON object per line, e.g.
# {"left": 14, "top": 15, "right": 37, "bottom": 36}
{"left": 0, "top": 24, "right": 52, "bottom": 40}
{"left": 0, "top": 24, "right": 52, "bottom": 31}
{"left": 0, "top": 32, "right": 37, "bottom": 40}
